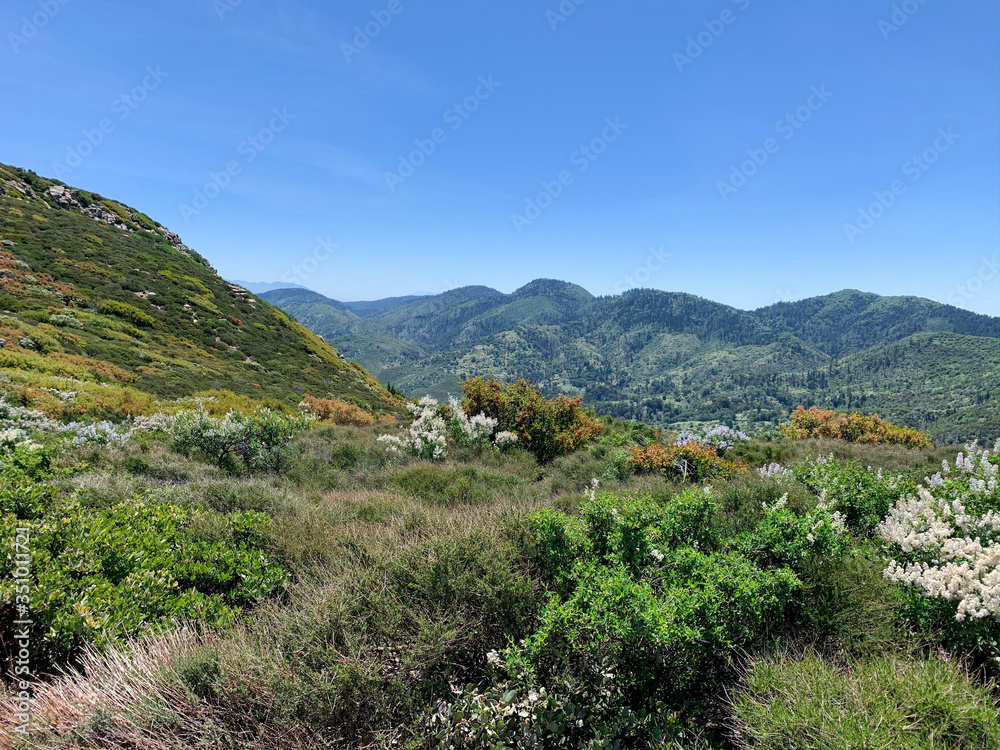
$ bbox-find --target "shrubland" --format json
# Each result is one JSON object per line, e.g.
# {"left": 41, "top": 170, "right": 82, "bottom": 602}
{"left": 0, "top": 382, "right": 997, "bottom": 749}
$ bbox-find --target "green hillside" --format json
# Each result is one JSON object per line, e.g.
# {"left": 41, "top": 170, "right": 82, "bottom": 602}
{"left": 263, "top": 282, "right": 999, "bottom": 441}
{"left": 0, "top": 163, "right": 400, "bottom": 416}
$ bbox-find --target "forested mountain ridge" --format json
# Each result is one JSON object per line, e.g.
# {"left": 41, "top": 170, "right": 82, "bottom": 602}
{"left": 0, "top": 162, "right": 401, "bottom": 414}
{"left": 264, "top": 282, "right": 999, "bottom": 442}
{"left": 755, "top": 289, "right": 1000, "bottom": 357}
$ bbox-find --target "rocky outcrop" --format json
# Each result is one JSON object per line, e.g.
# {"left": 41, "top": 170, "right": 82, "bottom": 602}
{"left": 45, "top": 184, "right": 82, "bottom": 209}
{"left": 3, "top": 179, "right": 35, "bottom": 198}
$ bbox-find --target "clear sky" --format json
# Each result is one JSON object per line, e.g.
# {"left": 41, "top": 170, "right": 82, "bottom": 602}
{"left": 2, "top": 0, "right": 998, "bottom": 315}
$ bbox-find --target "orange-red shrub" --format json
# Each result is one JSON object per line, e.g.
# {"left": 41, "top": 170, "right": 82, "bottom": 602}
{"left": 779, "top": 406, "right": 930, "bottom": 448}
{"left": 628, "top": 442, "right": 749, "bottom": 482}
{"left": 300, "top": 394, "right": 376, "bottom": 426}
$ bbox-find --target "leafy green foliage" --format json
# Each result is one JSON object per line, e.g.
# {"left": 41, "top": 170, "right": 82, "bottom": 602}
{"left": 0, "top": 444, "right": 285, "bottom": 671}
{"left": 461, "top": 377, "right": 603, "bottom": 463}
{"left": 792, "top": 455, "right": 914, "bottom": 535}
{"left": 96, "top": 299, "right": 155, "bottom": 328}
{"left": 171, "top": 408, "right": 308, "bottom": 473}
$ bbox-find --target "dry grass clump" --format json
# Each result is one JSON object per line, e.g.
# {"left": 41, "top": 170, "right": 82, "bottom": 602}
{"left": 0, "top": 629, "right": 322, "bottom": 749}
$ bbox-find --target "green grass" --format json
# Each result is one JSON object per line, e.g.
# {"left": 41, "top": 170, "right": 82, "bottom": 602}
{"left": 734, "top": 651, "right": 1000, "bottom": 750}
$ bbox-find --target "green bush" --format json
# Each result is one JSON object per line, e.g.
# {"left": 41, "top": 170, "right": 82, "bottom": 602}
{"left": 172, "top": 408, "right": 308, "bottom": 474}
{"left": 0, "top": 446, "right": 286, "bottom": 670}
{"left": 461, "top": 377, "right": 603, "bottom": 463}
{"left": 792, "top": 455, "right": 914, "bottom": 535}
{"left": 511, "top": 489, "right": 802, "bottom": 741}
{"left": 735, "top": 495, "right": 846, "bottom": 571}
{"left": 97, "top": 299, "right": 156, "bottom": 328}
{"left": 733, "top": 651, "right": 1000, "bottom": 750}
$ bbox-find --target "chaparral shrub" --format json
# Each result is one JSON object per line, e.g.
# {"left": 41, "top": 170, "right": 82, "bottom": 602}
{"left": 96, "top": 299, "right": 156, "bottom": 328}
{"left": 878, "top": 442, "right": 999, "bottom": 665}
{"left": 171, "top": 407, "right": 308, "bottom": 473}
{"left": 628, "top": 441, "right": 750, "bottom": 482}
{"left": 299, "top": 394, "right": 375, "bottom": 426}
{"left": 461, "top": 377, "right": 603, "bottom": 463}
{"left": 780, "top": 406, "right": 931, "bottom": 448}
{"left": 0, "top": 443, "right": 285, "bottom": 671}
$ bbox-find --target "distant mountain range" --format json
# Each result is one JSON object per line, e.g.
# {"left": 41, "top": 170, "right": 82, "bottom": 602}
{"left": 262, "top": 281, "right": 1000, "bottom": 442}
{"left": 228, "top": 280, "right": 311, "bottom": 295}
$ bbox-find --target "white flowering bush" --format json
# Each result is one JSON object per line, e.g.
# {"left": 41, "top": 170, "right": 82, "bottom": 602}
{"left": 378, "top": 396, "right": 522, "bottom": 461}
{"left": 674, "top": 424, "right": 750, "bottom": 451}
{"left": 757, "top": 462, "right": 792, "bottom": 480}
{"left": 737, "top": 494, "right": 846, "bottom": 570}
{"left": 792, "top": 454, "right": 913, "bottom": 535}
{"left": 378, "top": 396, "right": 448, "bottom": 460}
{"left": 878, "top": 442, "right": 999, "bottom": 664}
{"left": 172, "top": 407, "right": 308, "bottom": 473}
{"left": 448, "top": 396, "right": 498, "bottom": 445}
{"left": 0, "top": 398, "right": 58, "bottom": 432}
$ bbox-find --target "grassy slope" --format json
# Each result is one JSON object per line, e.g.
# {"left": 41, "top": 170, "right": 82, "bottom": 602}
{"left": 0, "top": 163, "right": 400, "bottom": 415}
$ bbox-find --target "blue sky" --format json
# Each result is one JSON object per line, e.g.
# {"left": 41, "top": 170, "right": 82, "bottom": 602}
{"left": 2, "top": 0, "right": 998, "bottom": 315}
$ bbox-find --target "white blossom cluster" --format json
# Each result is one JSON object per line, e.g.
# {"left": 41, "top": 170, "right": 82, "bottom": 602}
{"left": 674, "top": 424, "right": 750, "bottom": 450}
{"left": 0, "top": 398, "right": 58, "bottom": 432}
{"left": 878, "top": 443, "right": 1000, "bottom": 624}
{"left": 378, "top": 396, "right": 448, "bottom": 460}
{"left": 449, "top": 396, "right": 498, "bottom": 442}
{"left": 0, "top": 396, "right": 186, "bottom": 448}
{"left": 757, "top": 462, "right": 792, "bottom": 480}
